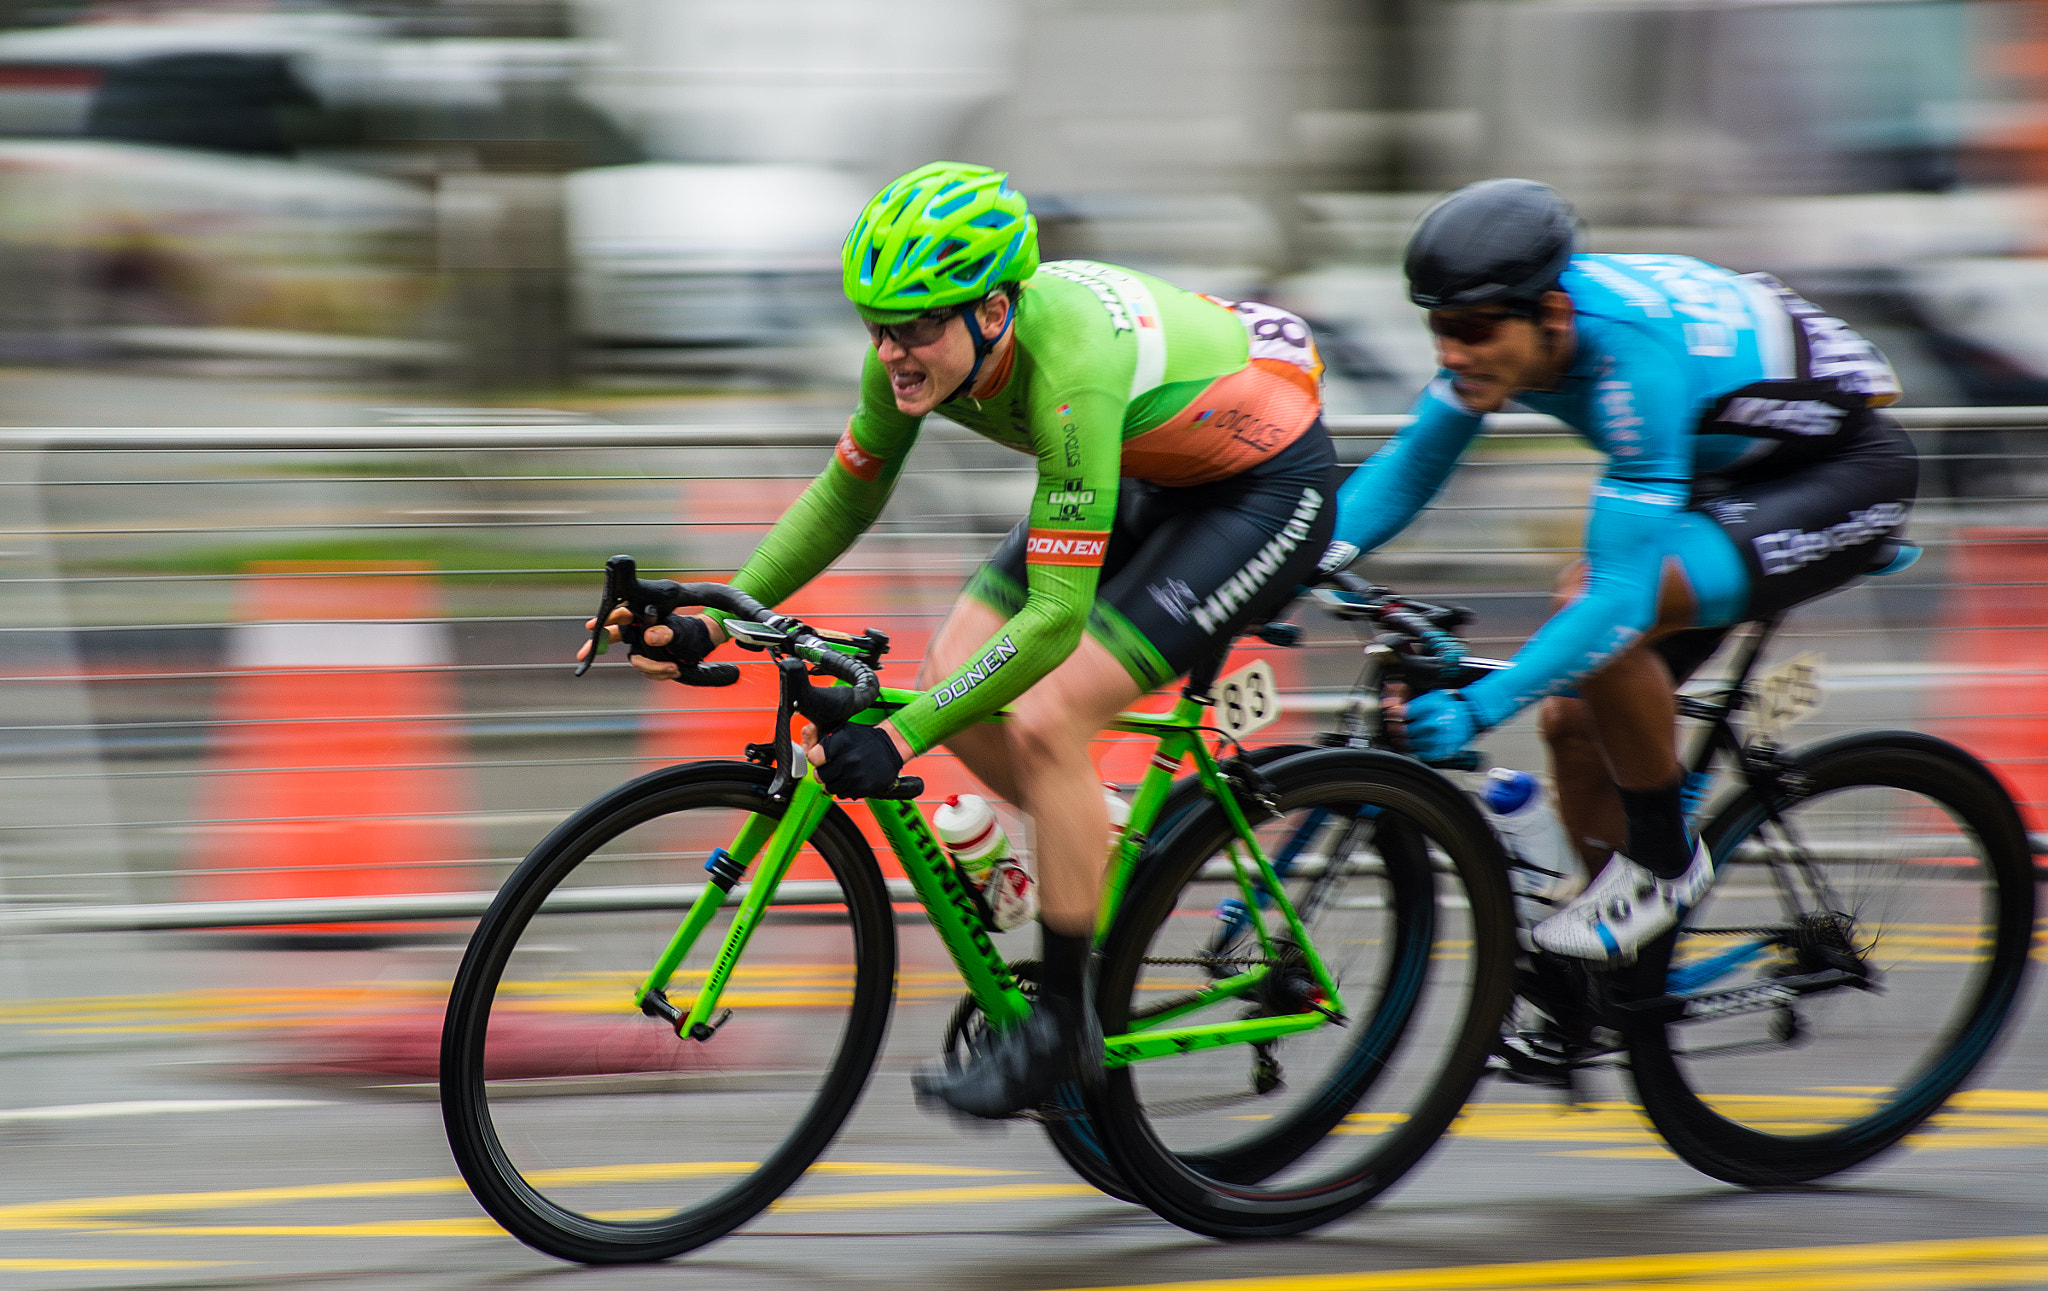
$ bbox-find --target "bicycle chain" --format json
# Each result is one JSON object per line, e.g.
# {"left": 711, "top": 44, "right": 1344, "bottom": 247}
{"left": 1139, "top": 956, "right": 1274, "bottom": 969}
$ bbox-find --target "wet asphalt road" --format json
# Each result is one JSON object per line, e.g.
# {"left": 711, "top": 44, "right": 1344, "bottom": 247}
{"left": 2, "top": 907, "right": 2046, "bottom": 1291}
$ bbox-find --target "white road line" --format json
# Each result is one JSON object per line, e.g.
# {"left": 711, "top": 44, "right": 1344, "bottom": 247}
{"left": 0, "top": 1099, "right": 329, "bottom": 1124}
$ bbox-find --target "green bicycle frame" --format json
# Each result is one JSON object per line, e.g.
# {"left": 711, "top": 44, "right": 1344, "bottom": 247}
{"left": 633, "top": 684, "right": 1344, "bottom": 1069}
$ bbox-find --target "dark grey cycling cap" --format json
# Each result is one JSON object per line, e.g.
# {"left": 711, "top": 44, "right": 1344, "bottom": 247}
{"left": 1404, "top": 178, "right": 1580, "bottom": 310}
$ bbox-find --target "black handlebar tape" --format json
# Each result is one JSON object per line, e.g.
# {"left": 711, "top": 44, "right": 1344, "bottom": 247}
{"left": 876, "top": 776, "right": 924, "bottom": 800}
{"left": 674, "top": 662, "right": 741, "bottom": 687}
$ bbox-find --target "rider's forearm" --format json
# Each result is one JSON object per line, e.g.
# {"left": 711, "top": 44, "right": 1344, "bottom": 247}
{"left": 1334, "top": 379, "right": 1482, "bottom": 553}
{"left": 888, "top": 567, "right": 1094, "bottom": 755}
{"left": 1462, "top": 486, "right": 1680, "bottom": 727}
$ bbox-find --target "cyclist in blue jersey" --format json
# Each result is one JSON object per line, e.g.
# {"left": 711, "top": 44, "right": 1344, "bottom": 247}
{"left": 1323, "top": 178, "right": 1916, "bottom": 965}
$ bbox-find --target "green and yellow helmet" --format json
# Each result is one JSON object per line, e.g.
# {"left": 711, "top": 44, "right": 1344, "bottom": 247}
{"left": 842, "top": 162, "right": 1039, "bottom": 318}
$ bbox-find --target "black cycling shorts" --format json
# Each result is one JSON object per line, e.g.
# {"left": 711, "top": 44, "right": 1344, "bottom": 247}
{"left": 1657, "top": 411, "right": 1917, "bottom": 683}
{"left": 967, "top": 422, "right": 1337, "bottom": 689}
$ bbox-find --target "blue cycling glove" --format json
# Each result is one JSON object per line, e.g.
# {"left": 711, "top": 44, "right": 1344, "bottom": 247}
{"left": 1401, "top": 689, "right": 1482, "bottom": 763}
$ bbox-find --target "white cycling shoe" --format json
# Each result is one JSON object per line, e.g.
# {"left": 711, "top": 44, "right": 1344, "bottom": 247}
{"left": 1531, "top": 838, "right": 1714, "bottom": 966}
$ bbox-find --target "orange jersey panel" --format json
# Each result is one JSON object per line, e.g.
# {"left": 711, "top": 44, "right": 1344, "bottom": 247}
{"left": 1119, "top": 359, "right": 1319, "bottom": 487}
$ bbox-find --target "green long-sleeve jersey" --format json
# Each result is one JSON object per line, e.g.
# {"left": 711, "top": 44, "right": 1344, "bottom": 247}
{"left": 727, "top": 260, "right": 1324, "bottom": 754}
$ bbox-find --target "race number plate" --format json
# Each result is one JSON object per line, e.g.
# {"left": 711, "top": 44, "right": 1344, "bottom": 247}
{"left": 1752, "top": 651, "right": 1823, "bottom": 739}
{"left": 1210, "top": 659, "right": 1282, "bottom": 740}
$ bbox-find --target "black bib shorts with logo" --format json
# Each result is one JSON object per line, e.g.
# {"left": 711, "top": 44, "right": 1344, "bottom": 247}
{"left": 1656, "top": 409, "right": 1919, "bottom": 683}
{"left": 967, "top": 423, "right": 1337, "bottom": 690}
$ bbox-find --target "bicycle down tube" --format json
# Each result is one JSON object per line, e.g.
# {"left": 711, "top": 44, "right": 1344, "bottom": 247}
{"left": 632, "top": 684, "right": 1343, "bottom": 1070}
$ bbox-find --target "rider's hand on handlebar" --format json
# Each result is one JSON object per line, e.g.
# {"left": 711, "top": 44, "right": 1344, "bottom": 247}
{"left": 578, "top": 607, "right": 727, "bottom": 679}
{"left": 1398, "top": 689, "right": 1482, "bottom": 763}
{"left": 803, "top": 721, "right": 913, "bottom": 799}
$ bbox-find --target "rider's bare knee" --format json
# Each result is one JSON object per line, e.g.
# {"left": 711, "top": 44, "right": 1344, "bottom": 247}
{"left": 1549, "top": 560, "right": 1588, "bottom": 615}
{"left": 1539, "top": 695, "right": 1599, "bottom": 759}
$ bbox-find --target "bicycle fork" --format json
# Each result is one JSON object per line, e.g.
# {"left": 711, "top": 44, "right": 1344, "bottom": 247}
{"left": 633, "top": 776, "right": 834, "bottom": 1039}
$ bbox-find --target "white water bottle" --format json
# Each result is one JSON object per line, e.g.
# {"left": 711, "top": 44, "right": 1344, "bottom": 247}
{"left": 933, "top": 794, "right": 1036, "bottom": 931}
{"left": 1480, "top": 768, "right": 1584, "bottom": 934}
{"left": 1103, "top": 783, "right": 1132, "bottom": 857}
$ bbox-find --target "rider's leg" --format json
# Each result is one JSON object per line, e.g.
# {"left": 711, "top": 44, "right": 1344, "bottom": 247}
{"left": 917, "top": 592, "right": 1141, "bottom": 933}
{"left": 911, "top": 594, "right": 1139, "bottom": 1119}
{"left": 1539, "top": 558, "right": 1698, "bottom": 882}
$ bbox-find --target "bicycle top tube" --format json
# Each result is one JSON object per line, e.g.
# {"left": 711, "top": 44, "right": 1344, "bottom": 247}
{"left": 865, "top": 685, "right": 1214, "bottom": 736}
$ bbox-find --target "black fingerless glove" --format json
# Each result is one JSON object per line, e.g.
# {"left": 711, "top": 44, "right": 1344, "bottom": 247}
{"left": 626, "top": 613, "right": 713, "bottom": 668}
{"left": 816, "top": 723, "right": 905, "bottom": 799}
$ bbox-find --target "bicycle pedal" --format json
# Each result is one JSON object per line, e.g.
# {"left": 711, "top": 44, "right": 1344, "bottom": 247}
{"left": 1488, "top": 1030, "right": 1574, "bottom": 1090}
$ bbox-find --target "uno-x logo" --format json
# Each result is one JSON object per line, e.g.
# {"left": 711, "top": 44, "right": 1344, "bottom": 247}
{"left": 1753, "top": 502, "right": 1905, "bottom": 577}
{"left": 1026, "top": 528, "right": 1108, "bottom": 566}
{"left": 1720, "top": 396, "right": 1845, "bottom": 437}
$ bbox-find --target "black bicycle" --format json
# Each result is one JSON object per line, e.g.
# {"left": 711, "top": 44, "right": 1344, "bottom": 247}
{"left": 1290, "top": 570, "right": 2037, "bottom": 1190}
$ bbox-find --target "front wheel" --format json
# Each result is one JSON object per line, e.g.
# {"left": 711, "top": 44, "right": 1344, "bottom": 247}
{"left": 1092, "top": 748, "right": 1517, "bottom": 1239}
{"left": 441, "top": 762, "right": 897, "bottom": 1264}
{"left": 1626, "top": 732, "right": 2036, "bottom": 1186}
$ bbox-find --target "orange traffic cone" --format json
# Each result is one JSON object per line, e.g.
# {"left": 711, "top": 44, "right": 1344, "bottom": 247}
{"left": 1942, "top": 529, "right": 2048, "bottom": 833}
{"left": 187, "top": 562, "right": 475, "bottom": 934}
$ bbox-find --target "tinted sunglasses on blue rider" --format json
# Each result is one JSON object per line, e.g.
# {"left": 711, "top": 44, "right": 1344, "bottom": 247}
{"left": 861, "top": 305, "right": 970, "bottom": 350}
{"left": 1427, "top": 302, "right": 1539, "bottom": 346}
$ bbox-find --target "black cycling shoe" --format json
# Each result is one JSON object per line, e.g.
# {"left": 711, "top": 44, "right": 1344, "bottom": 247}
{"left": 912, "top": 997, "right": 1104, "bottom": 1121}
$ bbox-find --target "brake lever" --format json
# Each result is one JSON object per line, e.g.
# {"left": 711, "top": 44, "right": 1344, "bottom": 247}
{"left": 574, "top": 554, "right": 639, "bottom": 677}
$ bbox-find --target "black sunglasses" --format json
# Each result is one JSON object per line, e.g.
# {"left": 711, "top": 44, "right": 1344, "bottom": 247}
{"left": 1427, "top": 305, "right": 1537, "bottom": 346}
{"left": 861, "top": 305, "right": 970, "bottom": 350}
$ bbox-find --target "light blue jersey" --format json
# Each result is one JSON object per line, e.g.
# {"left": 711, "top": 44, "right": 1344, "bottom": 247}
{"left": 1335, "top": 253, "right": 1899, "bottom": 729}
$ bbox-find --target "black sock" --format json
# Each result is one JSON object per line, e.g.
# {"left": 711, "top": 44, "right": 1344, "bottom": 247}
{"left": 1619, "top": 779, "right": 1692, "bottom": 881}
{"left": 1037, "top": 925, "right": 1091, "bottom": 1017}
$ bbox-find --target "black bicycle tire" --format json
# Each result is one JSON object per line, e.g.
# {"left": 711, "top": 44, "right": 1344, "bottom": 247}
{"left": 1091, "top": 747, "right": 1517, "bottom": 1239}
{"left": 1625, "top": 731, "right": 2036, "bottom": 1187}
{"left": 1029, "top": 740, "right": 1317, "bottom": 1202}
{"left": 440, "top": 760, "right": 897, "bottom": 1264}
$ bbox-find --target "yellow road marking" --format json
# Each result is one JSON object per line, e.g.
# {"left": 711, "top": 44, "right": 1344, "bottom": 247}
{"left": 770, "top": 1183, "right": 1099, "bottom": 1214}
{"left": 0, "top": 1162, "right": 1026, "bottom": 1232}
{"left": 92, "top": 1183, "right": 1111, "bottom": 1237}
{"left": 0, "top": 1259, "right": 230, "bottom": 1271}
{"left": 1073, "top": 1233, "right": 2048, "bottom": 1291}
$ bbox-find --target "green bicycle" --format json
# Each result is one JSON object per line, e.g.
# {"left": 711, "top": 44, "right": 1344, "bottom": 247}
{"left": 439, "top": 557, "right": 1517, "bottom": 1262}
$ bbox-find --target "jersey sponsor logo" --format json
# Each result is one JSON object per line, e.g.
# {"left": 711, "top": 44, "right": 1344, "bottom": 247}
{"left": 932, "top": 635, "right": 1019, "bottom": 710}
{"left": 1039, "top": 262, "right": 1134, "bottom": 333}
{"left": 1190, "top": 487, "right": 1323, "bottom": 634}
{"left": 834, "top": 429, "right": 885, "bottom": 482}
{"left": 1704, "top": 496, "right": 1757, "bottom": 526}
{"left": 1575, "top": 260, "right": 1672, "bottom": 318}
{"left": 1595, "top": 377, "right": 1645, "bottom": 458}
{"left": 1591, "top": 481, "right": 1683, "bottom": 508}
{"left": 1045, "top": 487, "right": 1095, "bottom": 522}
{"left": 1752, "top": 502, "right": 1905, "bottom": 577}
{"left": 1719, "top": 396, "right": 1845, "bottom": 437}
{"left": 1025, "top": 528, "right": 1109, "bottom": 566}
{"left": 1147, "top": 576, "right": 1199, "bottom": 624}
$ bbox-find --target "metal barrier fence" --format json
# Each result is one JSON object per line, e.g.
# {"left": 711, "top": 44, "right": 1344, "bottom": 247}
{"left": 0, "top": 407, "right": 2042, "bottom": 933}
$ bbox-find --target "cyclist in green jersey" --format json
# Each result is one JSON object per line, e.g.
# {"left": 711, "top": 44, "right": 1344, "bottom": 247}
{"left": 589, "top": 162, "right": 1336, "bottom": 1118}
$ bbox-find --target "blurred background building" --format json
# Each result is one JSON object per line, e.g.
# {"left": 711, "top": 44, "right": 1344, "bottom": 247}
{"left": 0, "top": 0, "right": 2035, "bottom": 421}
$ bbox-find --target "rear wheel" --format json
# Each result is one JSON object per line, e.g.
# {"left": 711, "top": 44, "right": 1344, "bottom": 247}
{"left": 1093, "top": 748, "right": 1516, "bottom": 1239}
{"left": 441, "top": 762, "right": 896, "bottom": 1264}
{"left": 1626, "top": 732, "right": 2036, "bottom": 1186}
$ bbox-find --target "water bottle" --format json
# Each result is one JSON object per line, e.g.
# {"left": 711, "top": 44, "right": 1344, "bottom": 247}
{"left": 934, "top": 793, "right": 1010, "bottom": 883}
{"left": 932, "top": 794, "right": 1035, "bottom": 931}
{"left": 1479, "top": 768, "right": 1584, "bottom": 935}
